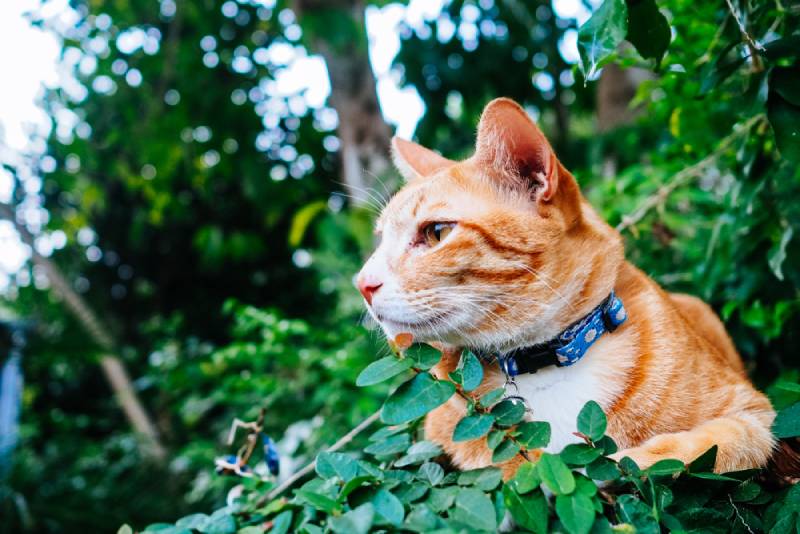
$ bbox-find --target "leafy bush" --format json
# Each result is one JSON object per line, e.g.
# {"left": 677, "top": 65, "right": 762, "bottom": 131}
{"left": 127, "top": 343, "right": 800, "bottom": 534}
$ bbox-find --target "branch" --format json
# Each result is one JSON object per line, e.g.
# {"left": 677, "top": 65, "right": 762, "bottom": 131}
{"left": 615, "top": 115, "right": 764, "bottom": 233}
{"left": 261, "top": 409, "right": 381, "bottom": 503}
{"left": 723, "top": 0, "right": 764, "bottom": 71}
{"left": 0, "top": 201, "right": 166, "bottom": 460}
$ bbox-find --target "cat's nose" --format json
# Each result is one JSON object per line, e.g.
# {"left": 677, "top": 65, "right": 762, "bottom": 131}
{"left": 357, "top": 274, "right": 383, "bottom": 305}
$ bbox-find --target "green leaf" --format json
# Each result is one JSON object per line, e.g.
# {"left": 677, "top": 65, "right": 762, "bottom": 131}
{"left": 556, "top": 492, "right": 596, "bottom": 534}
{"left": 626, "top": 0, "right": 671, "bottom": 64}
{"left": 536, "top": 453, "right": 576, "bottom": 495}
{"left": 339, "top": 475, "right": 373, "bottom": 500}
{"left": 731, "top": 480, "right": 761, "bottom": 503}
{"left": 457, "top": 467, "right": 503, "bottom": 491}
{"left": 403, "top": 504, "right": 441, "bottom": 532}
{"left": 393, "top": 481, "right": 429, "bottom": 504}
{"left": 364, "top": 433, "right": 411, "bottom": 456}
{"left": 368, "top": 425, "right": 407, "bottom": 442}
{"left": 405, "top": 344, "right": 442, "bottom": 370}
{"left": 616, "top": 494, "right": 659, "bottom": 534}
{"left": 487, "top": 429, "right": 505, "bottom": 450}
{"left": 371, "top": 489, "right": 404, "bottom": 526}
{"left": 503, "top": 486, "right": 548, "bottom": 534}
{"left": 316, "top": 451, "right": 359, "bottom": 482}
{"left": 516, "top": 421, "right": 551, "bottom": 449}
{"left": 395, "top": 441, "right": 443, "bottom": 467}
{"left": 768, "top": 90, "right": 800, "bottom": 163}
{"left": 142, "top": 528, "right": 191, "bottom": 534}
{"left": 381, "top": 373, "right": 455, "bottom": 425}
{"left": 451, "top": 488, "right": 497, "bottom": 532}
{"left": 595, "top": 435, "right": 618, "bottom": 455}
{"left": 577, "top": 0, "right": 628, "bottom": 78}
{"left": 328, "top": 503, "right": 374, "bottom": 534}
{"left": 142, "top": 524, "right": 177, "bottom": 532}
{"left": 294, "top": 490, "right": 340, "bottom": 514}
{"left": 426, "top": 486, "right": 458, "bottom": 512}
{"left": 175, "top": 515, "right": 208, "bottom": 530}
{"left": 772, "top": 66, "right": 800, "bottom": 106}
{"left": 688, "top": 445, "right": 717, "bottom": 472}
{"left": 356, "top": 356, "right": 412, "bottom": 387}
{"left": 204, "top": 510, "right": 236, "bottom": 534}
{"left": 509, "top": 462, "right": 540, "bottom": 494}
{"left": 618, "top": 456, "right": 641, "bottom": 475}
{"left": 585, "top": 457, "right": 621, "bottom": 481}
{"left": 560, "top": 444, "right": 603, "bottom": 466}
{"left": 453, "top": 414, "right": 495, "bottom": 442}
{"left": 270, "top": 511, "right": 293, "bottom": 534}
{"left": 117, "top": 526, "right": 134, "bottom": 534}
{"left": 768, "top": 226, "right": 794, "bottom": 281}
{"left": 574, "top": 475, "right": 598, "bottom": 498}
{"left": 689, "top": 472, "right": 739, "bottom": 481}
{"left": 491, "top": 399, "right": 526, "bottom": 426}
{"left": 479, "top": 387, "right": 506, "bottom": 407}
{"left": 774, "top": 402, "right": 800, "bottom": 438}
{"left": 492, "top": 438, "right": 521, "bottom": 463}
{"left": 418, "top": 462, "right": 444, "bottom": 486}
{"left": 288, "top": 200, "right": 327, "bottom": 247}
{"left": 459, "top": 350, "right": 483, "bottom": 392}
{"left": 577, "top": 401, "right": 607, "bottom": 441}
{"left": 646, "top": 458, "right": 685, "bottom": 476}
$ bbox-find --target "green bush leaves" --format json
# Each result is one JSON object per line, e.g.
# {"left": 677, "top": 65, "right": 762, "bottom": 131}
{"left": 146, "top": 391, "right": 800, "bottom": 533}
{"left": 577, "top": 400, "right": 607, "bottom": 441}
{"left": 356, "top": 356, "right": 412, "bottom": 387}
{"left": 453, "top": 414, "right": 495, "bottom": 442}
{"left": 381, "top": 373, "right": 455, "bottom": 425}
{"left": 577, "top": 0, "right": 628, "bottom": 79}
{"left": 577, "top": 0, "right": 672, "bottom": 78}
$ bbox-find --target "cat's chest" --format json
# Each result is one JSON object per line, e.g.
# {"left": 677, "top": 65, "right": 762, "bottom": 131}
{"left": 510, "top": 339, "right": 630, "bottom": 453}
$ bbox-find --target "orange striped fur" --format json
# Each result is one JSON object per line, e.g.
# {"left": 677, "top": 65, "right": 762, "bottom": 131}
{"left": 357, "top": 98, "right": 775, "bottom": 475}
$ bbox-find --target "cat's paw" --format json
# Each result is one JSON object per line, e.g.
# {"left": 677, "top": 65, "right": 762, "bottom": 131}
{"left": 610, "top": 445, "right": 687, "bottom": 473}
{"left": 609, "top": 447, "right": 659, "bottom": 471}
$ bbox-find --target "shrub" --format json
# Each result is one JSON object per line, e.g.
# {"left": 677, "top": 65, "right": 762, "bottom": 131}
{"left": 126, "top": 343, "right": 800, "bottom": 534}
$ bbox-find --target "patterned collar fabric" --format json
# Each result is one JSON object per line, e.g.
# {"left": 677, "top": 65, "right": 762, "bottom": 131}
{"left": 480, "top": 291, "right": 627, "bottom": 377}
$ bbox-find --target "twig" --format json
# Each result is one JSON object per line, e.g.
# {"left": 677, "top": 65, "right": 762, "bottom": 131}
{"left": 261, "top": 410, "right": 382, "bottom": 503}
{"left": 615, "top": 115, "right": 764, "bottom": 233}
{"left": 723, "top": 0, "right": 764, "bottom": 71}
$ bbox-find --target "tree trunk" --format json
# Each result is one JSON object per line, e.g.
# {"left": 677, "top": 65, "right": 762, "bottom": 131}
{"left": 0, "top": 202, "right": 166, "bottom": 461}
{"left": 293, "top": 0, "right": 394, "bottom": 206}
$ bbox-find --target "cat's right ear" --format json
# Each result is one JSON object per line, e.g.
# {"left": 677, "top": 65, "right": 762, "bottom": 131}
{"left": 391, "top": 137, "right": 454, "bottom": 180}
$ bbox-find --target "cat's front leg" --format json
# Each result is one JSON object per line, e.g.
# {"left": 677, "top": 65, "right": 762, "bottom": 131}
{"left": 610, "top": 410, "right": 775, "bottom": 473}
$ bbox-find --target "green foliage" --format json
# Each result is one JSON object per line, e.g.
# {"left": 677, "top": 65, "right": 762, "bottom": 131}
{"left": 132, "top": 352, "right": 800, "bottom": 532}
{"left": 4, "top": 0, "right": 800, "bottom": 531}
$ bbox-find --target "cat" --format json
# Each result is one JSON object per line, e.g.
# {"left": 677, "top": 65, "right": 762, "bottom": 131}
{"left": 356, "top": 97, "right": 775, "bottom": 477}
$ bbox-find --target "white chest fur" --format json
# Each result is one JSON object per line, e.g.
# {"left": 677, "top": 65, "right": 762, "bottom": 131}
{"left": 511, "top": 334, "right": 634, "bottom": 453}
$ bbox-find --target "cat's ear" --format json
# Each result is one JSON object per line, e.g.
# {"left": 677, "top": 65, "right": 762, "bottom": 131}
{"left": 392, "top": 137, "right": 454, "bottom": 180}
{"left": 474, "top": 98, "right": 558, "bottom": 201}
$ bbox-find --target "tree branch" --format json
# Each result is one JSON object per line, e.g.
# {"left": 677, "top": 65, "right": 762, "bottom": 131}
{"left": 260, "top": 409, "right": 381, "bottom": 503}
{"left": 0, "top": 201, "right": 166, "bottom": 461}
{"left": 615, "top": 115, "right": 764, "bottom": 233}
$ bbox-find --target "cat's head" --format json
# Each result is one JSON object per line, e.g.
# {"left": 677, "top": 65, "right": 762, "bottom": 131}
{"left": 357, "top": 98, "right": 623, "bottom": 351}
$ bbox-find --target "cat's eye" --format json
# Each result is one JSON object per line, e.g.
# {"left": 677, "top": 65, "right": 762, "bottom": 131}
{"left": 422, "top": 222, "right": 456, "bottom": 246}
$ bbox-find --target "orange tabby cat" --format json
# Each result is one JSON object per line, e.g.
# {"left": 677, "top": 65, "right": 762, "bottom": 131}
{"left": 356, "top": 98, "right": 775, "bottom": 476}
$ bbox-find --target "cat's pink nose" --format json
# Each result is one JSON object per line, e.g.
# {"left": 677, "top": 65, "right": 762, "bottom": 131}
{"left": 357, "top": 275, "right": 383, "bottom": 305}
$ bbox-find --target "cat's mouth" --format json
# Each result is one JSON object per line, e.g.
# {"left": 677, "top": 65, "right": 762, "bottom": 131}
{"left": 372, "top": 309, "right": 454, "bottom": 333}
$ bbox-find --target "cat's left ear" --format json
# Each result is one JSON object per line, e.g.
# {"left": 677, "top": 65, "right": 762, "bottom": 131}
{"left": 474, "top": 98, "right": 558, "bottom": 201}
{"left": 392, "top": 137, "right": 455, "bottom": 180}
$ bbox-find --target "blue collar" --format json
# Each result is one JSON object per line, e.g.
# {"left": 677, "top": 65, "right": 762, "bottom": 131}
{"left": 479, "top": 291, "right": 627, "bottom": 377}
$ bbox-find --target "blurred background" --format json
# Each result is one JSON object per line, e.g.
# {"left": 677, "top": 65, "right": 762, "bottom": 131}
{"left": 0, "top": 0, "right": 798, "bottom": 531}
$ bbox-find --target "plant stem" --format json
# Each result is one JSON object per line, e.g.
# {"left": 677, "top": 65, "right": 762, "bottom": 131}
{"left": 261, "top": 409, "right": 382, "bottom": 503}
